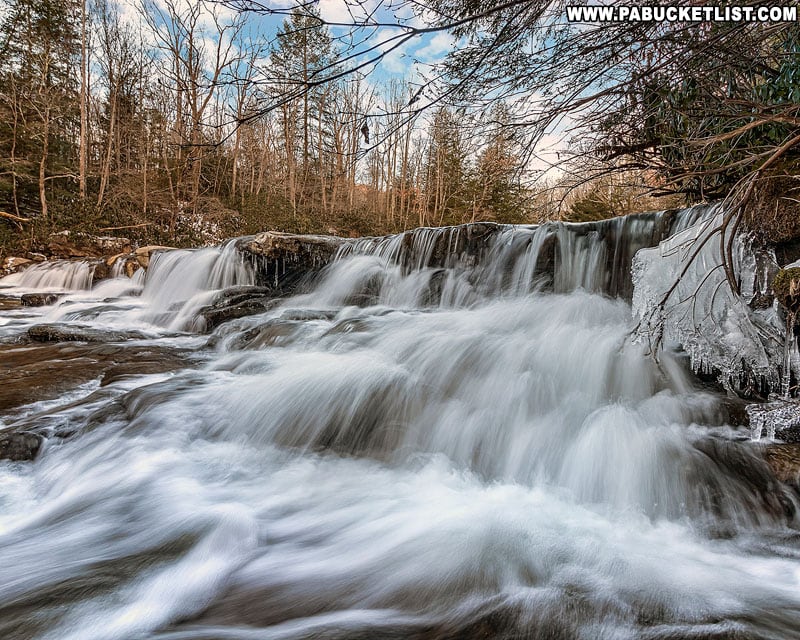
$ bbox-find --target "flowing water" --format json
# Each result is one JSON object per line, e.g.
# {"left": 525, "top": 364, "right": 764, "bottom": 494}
{"left": 1, "top": 212, "right": 800, "bottom": 640}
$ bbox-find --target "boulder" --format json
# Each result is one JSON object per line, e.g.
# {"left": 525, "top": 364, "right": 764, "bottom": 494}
{"left": 240, "top": 232, "right": 344, "bottom": 263}
{"left": 28, "top": 323, "right": 148, "bottom": 343}
{"left": 239, "top": 232, "right": 345, "bottom": 292}
{"left": 20, "top": 293, "right": 62, "bottom": 307}
{"left": 693, "top": 437, "right": 796, "bottom": 521}
{"left": 198, "top": 285, "right": 279, "bottom": 332}
{"left": 1, "top": 256, "right": 32, "bottom": 274}
{"left": 134, "top": 245, "right": 176, "bottom": 269}
{"left": 0, "top": 431, "right": 44, "bottom": 461}
{"left": 106, "top": 252, "right": 126, "bottom": 267}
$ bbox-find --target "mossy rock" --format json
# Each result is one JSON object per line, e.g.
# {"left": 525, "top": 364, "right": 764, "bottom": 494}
{"left": 742, "top": 176, "right": 800, "bottom": 244}
{"left": 773, "top": 267, "right": 800, "bottom": 312}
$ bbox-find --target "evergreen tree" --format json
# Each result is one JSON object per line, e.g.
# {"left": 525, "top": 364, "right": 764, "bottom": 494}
{"left": 0, "top": 0, "right": 80, "bottom": 221}
{"left": 423, "top": 107, "right": 468, "bottom": 225}
{"left": 268, "top": 7, "right": 335, "bottom": 218}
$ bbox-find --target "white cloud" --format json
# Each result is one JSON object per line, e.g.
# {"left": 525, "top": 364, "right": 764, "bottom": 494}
{"left": 414, "top": 31, "right": 454, "bottom": 62}
{"left": 319, "top": 0, "right": 380, "bottom": 24}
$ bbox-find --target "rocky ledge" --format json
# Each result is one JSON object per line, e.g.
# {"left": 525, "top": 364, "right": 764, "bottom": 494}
{"left": 238, "top": 232, "right": 346, "bottom": 292}
{"left": 20, "top": 293, "right": 63, "bottom": 307}
{"left": 47, "top": 230, "right": 131, "bottom": 258}
{"left": 27, "top": 323, "right": 150, "bottom": 343}
{"left": 198, "top": 285, "right": 280, "bottom": 332}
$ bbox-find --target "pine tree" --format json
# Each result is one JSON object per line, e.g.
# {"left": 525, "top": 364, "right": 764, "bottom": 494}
{"left": 423, "top": 107, "right": 468, "bottom": 225}
{"left": 0, "top": 0, "right": 80, "bottom": 221}
{"left": 268, "top": 7, "right": 335, "bottom": 219}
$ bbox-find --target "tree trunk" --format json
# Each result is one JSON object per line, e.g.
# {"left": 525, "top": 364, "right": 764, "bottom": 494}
{"left": 39, "top": 106, "right": 50, "bottom": 221}
{"left": 79, "top": 0, "right": 88, "bottom": 201}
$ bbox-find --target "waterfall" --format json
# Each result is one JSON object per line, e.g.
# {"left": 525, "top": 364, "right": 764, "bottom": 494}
{"left": 315, "top": 206, "right": 715, "bottom": 308}
{"left": 1, "top": 205, "right": 800, "bottom": 640}
{"left": 140, "top": 240, "right": 255, "bottom": 330}
{"left": 0, "top": 260, "right": 95, "bottom": 291}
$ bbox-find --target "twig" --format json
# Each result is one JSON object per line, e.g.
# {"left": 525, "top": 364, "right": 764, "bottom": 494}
{"left": 97, "top": 223, "right": 154, "bottom": 231}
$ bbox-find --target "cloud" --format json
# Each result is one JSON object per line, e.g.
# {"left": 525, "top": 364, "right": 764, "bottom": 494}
{"left": 414, "top": 31, "right": 455, "bottom": 62}
{"left": 319, "top": 0, "right": 380, "bottom": 24}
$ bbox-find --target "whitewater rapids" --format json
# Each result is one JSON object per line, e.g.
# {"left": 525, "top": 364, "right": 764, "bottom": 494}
{"left": 1, "top": 220, "right": 800, "bottom": 639}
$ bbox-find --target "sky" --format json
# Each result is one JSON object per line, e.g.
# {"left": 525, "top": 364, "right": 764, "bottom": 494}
{"left": 113, "top": 0, "right": 567, "bottom": 179}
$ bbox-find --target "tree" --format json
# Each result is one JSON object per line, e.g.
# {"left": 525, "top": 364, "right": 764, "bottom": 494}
{"left": 140, "top": 0, "right": 245, "bottom": 222}
{"left": 470, "top": 103, "right": 527, "bottom": 223}
{"left": 423, "top": 106, "right": 469, "bottom": 225}
{"left": 0, "top": 0, "right": 80, "bottom": 222}
{"left": 268, "top": 6, "right": 335, "bottom": 218}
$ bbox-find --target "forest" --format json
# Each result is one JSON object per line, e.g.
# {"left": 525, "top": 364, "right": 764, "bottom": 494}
{"left": 0, "top": 0, "right": 798, "bottom": 252}
{"left": 5, "top": 4, "right": 800, "bottom": 638}
{"left": 0, "top": 0, "right": 541, "bottom": 255}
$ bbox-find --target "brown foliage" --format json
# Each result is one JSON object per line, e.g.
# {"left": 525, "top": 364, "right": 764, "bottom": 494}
{"left": 742, "top": 175, "right": 800, "bottom": 244}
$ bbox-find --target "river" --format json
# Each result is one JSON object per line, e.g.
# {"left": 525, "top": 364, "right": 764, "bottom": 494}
{"left": 1, "top": 214, "right": 799, "bottom": 639}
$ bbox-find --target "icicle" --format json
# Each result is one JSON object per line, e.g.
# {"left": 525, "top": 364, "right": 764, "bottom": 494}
{"left": 782, "top": 311, "right": 796, "bottom": 399}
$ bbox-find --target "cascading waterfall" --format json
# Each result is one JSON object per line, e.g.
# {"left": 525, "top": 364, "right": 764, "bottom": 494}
{"left": 0, "top": 260, "right": 95, "bottom": 291}
{"left": 0, "top": 242, "right": 255, "bottom": 334}
{"left": 323, "top": 205, "right": 715, "bottom": 308}
{"left": 1, "top": 205, "right": 800, "bottom": 640}
{"left": 140, "top": 240, "right": 255, "bottom": 330}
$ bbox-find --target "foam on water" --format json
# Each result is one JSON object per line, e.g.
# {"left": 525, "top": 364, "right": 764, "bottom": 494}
{"left": 0, "top": 207, "right": 799, "bottom": 638}
{"left": 0, "top": 260, "right": 95, "bottom": 291}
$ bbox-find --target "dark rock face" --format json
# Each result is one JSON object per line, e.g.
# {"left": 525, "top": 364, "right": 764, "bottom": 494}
{"left": 762, "top": 443, "right": 800, "bottom": 488}
{"left": 0, "top": 431, "right": 43, "bottom": 461}
{"left": 27, "top": 324, "right": 148, "bottom": 343}
{"left": 20, "top": 293, "right": 62, "bottom": 307}
{"left": 238, "top": 232, "right": 345, "bottom": 293}
{"left": 691, "top": 437, "right": 797, "bottom": 522}
{"left": 199, "top": 286, "right": 280, "bottom": 332}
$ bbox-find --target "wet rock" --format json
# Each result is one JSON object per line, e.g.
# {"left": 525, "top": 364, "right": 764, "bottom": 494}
{"left": 1, "top": 256, "right": 32, "bottom": 275}
{"left": 20, "top": 293, "right": 62, "bottom": 307}
{"left": 239, "top": 232, "right": 345, "bottom": 292}
{"left": 692, "top": 437, "right": 796, "bottom": 522}
{"left": 230, "top": 319, "right": 303, "bottom": 350}
{"left": 200, "top": 286, "right": 280, "bottom": 332}
{"left": 0, "top": 430, "right": 43, "bottom": 461}
{"left": 107, "top": 253, "right": 143, "bottom": 277}
{"left": 134, "top": 245, "right": 176, "bottom": 269}
{"left": 0, "top": 341, "right": 191, "bottom": 412}
{"left": 27, "top": 323, "right": 148, "bottom": 343}
{"left": 241, "top": 232, "right": 345, "bottom": 262}
{"left": 279, "top": 308, "right": 337, "bottom": 322}
{"left": 91, "top": 259, "right": 110, "bottom": 284}
{"left": 0, "top": 295, "right": 21, "bottom": 311}
{"left": 762, "top": 443, "right": 800, "bottom": 487}
{"left": 99, "top": 357, "right": 191, "bottom": 387}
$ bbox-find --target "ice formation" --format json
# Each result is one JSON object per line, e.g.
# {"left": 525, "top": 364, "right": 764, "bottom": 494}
{"left": 631, "top": 206, "right": 788, "bottom": 391}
